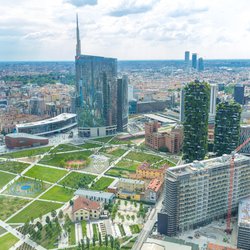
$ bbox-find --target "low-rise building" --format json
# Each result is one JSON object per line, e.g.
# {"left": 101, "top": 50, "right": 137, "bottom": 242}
{"left": 73, "top": 196, "right": 102, "bottom": 221}
{"left": 136, "top": 162, "right": 167, "bottom": 180}
{"left": 237, "top": 197, "right": 250, "bottom": 250}
{"left": 207, "top": 243, "right": 238, "bottom": 250}
{"left": 74, "top": 189, "right": 115, "bottom": 204}
{"left": 118, "top": 178, "right": 145, "bottom": 193}
{"left": 145, "top": 178, "right": 163, "bottom": 203}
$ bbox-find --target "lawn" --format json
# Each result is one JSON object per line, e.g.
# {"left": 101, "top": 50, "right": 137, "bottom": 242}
{"left": 8, "top": 200, "right": 62, "bottom": 223}
{"left": 40, "top": 150, "right": 92, "bottom": 168}
{"left": 115, "top": 159, "right": 141, "bottom": 171}
{"left": 151, "top": 159, "right": 176, "bottom": 168}
{"left": 92, "top": 223, "right": 99, "bottom": 240}
{"left": 0, "top": 226, "right": 6, "bottom": 235}
{"left": 40, "top": 186, "right": 74, "bottom": 202}
{"left": 0, "top": 233, "right": 18, "bottom": 250}
{"left": 50, "top": 144, "right": 80, "bottom": 153}
{"left": 92, "top": 136, "right": 114, "bottom": 143}
{"left": 59, "top": 172, "right": 96, "bottom": 189}
{"left": 129, "top": 224, "right": 141, "bottom": 234}
{"left": 90, "top": 177, "right": 114, "bottom": 191}
{"left": 109, "top": 137, "right": 132, "bottom": 145}
{"left": 118, "top": 224, "right": 126, "bottom": 236}
{"left": 125, "top": 151, "right": 163, "bottom": 164}
{"left": 0, "top": 196, "right": 28, "bottom": 221}
{"left": 69, "top": 223, "right": 76, "bottom": 245}
{"left": 79, "top": 142, "right": 100, "bottom": 149}
{"left": 24, "top": 165, "right": 67, "bottom": 183}
{"left": 101, "top": 147, "right": 127, "bottom": 157}
{"left": 1, "top": 146, "right": 52, "bottom": 158}
{"left": 105, "top": 168, "right": 132, "bottom": 178}
{"left": 81, "top": 220, "right": 87, "bottom": 236}
{"left": 0, "top": 161, "right": 29, "bottom": 173}
{"left": 0, "top": 171, "right": 16, "bottom": 189}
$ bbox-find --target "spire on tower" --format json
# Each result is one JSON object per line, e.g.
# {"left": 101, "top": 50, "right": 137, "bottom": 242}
{"left": 76, "top": 13, "right": 81, "bottom": 56}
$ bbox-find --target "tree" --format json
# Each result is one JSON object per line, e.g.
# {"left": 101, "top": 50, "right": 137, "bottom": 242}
{"left": 125, "top": 200, "right": 128, "bottom": 206}
{"left": 36, "top": 221, "right": 43, "bottom": 231}
{"left": 105, "top": 234, "right": 109, "bottom": 247}
{"left": 70, "top": 200, "right": 74, "bottom": 206}
{"left": 45, "top": 216, "right": 51, "bottom": 225}
{"left": 92, "top": 235, "right": 96, "bottom": 246}
{"left": 51, "top": 210, "right": 57, "bottom": 218}
{"left": 131, "top": 215, "right": 135, "bottom": 221}
{"left": 86, "top": 237, "right": 90, "bottom": 249}
{"left": 81, "top": 238, "right": 85, "bottom": 250}
{"left": 115, "top": 239, "right": 120, "bottom": 250}
{"left": 110, "top": 235, "right": 114, "bottom": 249}
{"left": 99, "top": 232, "right": 102, "bottom": 246}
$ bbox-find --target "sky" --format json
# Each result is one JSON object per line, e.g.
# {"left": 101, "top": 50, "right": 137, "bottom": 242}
{"left": 0, "top": 0, "right": 250, "bottom": 61}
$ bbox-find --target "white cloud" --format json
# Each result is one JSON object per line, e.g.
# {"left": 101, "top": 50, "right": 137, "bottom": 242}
{"left": 64, "top": 0, "right": 98, "bottom": 7}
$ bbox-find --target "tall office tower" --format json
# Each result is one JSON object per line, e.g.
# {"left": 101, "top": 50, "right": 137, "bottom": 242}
{"left": 75, "top": 15, "right": 118, "bottom": 137}
{"left": 117, "top": 76, "right": 129, "bottom": 132}
{"left": 184, "top": 51, "right": 190, "bottom": 64}
{"left": 182, "top": 81, "right": 210, "bottom": 162}
{"left": 198, "top": 57, "right": 204, "bottom": 71}
{"left": 128, "top": 84, "right": 134, "bottom": 101}
{"left": 209, "top": 84, "right": 217, "bottom": 116}
{"left": 191, "top": 53, "right": 197, "bottom": 69}
{"left": 158, "top": 154, "right": 250, "bottom": 236}
{"left": 234, "top": 84, "right": 245, "bottom": 105}
{"left": 179, "top": 87, "right": 185, "bottom": 122}
{"left": 29, "top": 97, "right": 45, "bottom": 116}
{"left": 214, "top": 101, "right": 241, "bottom": 156}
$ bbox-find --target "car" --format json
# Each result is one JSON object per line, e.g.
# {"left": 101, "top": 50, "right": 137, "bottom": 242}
{"left": 187, "top": 236, "right": 193, "bottom": 239}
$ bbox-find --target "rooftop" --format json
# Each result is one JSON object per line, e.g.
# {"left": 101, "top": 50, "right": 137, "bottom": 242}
{"left": 147, "top": 178, "right": 163, "bottom": 192}
{"left": 74, "top": 189, "right": 115, "bottom": 200}
{"left": 16, "top": 113, "right": 76, "bottom": 128}
{"left": 168, "top": 154, "right": 250, "bottom": 177}
{"left": 119, "top": 178, "right": 145, "bottom": 185}
{"left": 238, "top": 196, "right": 250, "bottom": 227}
{"left": 5, "top": 133, "right": 48, "bottom": 140}
{"left": 73, "top": 196, "right": 100, "bottom": 213}
{"left": 144, "top": 114, "right": 176, "bottom": 124}
{"left": 207, "top": 243, "right": 239, "bottom": 250}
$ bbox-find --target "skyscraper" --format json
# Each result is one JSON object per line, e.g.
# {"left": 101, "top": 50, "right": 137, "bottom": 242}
{"left": 234, "top": 84, "right": 245, "bottom": 105}
{"left": 75, "top": 15, "right": 118, "bottom": 137}
{"left": 198, "top": 57, "right": 204, "bottom": 71}
{"left": 191, "top": 53, "right": 197, "bottom": 69}
{"left": 179, "top": 87, "right": 185, "bottom": 122}
{"left": 182, "top": 81, "right": 210, "bottom": 162}
{"left": 214, "top": 101, "right": 241, "bottom": 156}
{"left": 209, "top": 84, "right": 217, "bottom": 117}
{"left": 184, "top": 51, "right": 190, "bottom": 64}
{"left": 117, "top": 76, "right": 128, "bottom": 132}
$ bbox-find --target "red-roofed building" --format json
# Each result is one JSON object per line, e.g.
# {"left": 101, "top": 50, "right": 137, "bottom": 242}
{"left": 136, "top": 162, "right": 167, "bottom": 180}
{"left": 207, "top": 243, "right": 239, "bottom": 250}
{"left": 145, "top": 178, "right": 163, "bottom": 203}
{"left": 72, "top": 196, "right": 103, "bottom": 221}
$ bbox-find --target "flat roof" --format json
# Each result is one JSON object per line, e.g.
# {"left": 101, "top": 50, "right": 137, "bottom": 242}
{"left": 75, "top": 189, "right": 115, "bottom": 199}
{"left": 16, "top": 113, "right": 76, "bottom": 128}
{"left": 144, "top": 114, "right": 176, "bottom": 124}
{"left": 238, "top": 196, "right": 250, "bottom": 227}
{"left": 6, "top": 133, "right": 48, "bottom": 140}
{"left": 119, "top": 178, "right": 145, "bottom": 185}
{"left": 168, "top": 154, "right": 250, "bottom": 177}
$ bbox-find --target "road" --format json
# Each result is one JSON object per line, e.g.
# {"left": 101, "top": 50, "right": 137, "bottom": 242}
{"left": 131, "top": 194, "right": 164, "bottom": 250}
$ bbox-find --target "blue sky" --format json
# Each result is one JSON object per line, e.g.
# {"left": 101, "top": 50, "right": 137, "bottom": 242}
{"left": 0, "top": 0, "right": 249, "bottom": 60}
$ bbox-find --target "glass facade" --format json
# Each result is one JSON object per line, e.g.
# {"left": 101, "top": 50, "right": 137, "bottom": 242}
{"left": 75, "top": 55, "right": 117, "bottom": 130}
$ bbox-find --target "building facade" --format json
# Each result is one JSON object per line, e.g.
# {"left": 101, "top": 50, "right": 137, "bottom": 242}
{"left": 184, "top": 51, "right": 190, "bottom": 65}
{"left": 158, "top": 154, "right": 250, "bottom": 236}
{"left": 136, "top": 162, "right": 167, "bottom": 180}
{"left": 234, "top": 84, "right": 245, "bottom": 105}
{"left": 239, "top": 125, "right": 250, "bottom": 154}
{"left": 191, "top": 53, "right": 197, "bottom": 69}
{"left": 209, "top": 84, "right": 217, "bottom": 117}
{"left": 117, "top": 76, "right": 128, "bottom": 132}
{"left": 198, "top": 57, "right": 204, "bottom": 71}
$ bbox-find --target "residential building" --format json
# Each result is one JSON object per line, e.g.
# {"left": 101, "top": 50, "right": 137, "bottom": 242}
{"left": 192, "top": 53, "right": 197, "bottom": 69}
{"left": 136, "top": 162, "right": 167, "bottom": 180}
{"left": 214, "top": 101, "right": 241, "bottom": 156}
{"left": 184, "top": 51, "right": 190, "bottom": 65}
{"left": 207, "top": 243, "right": 238, "bottom": 250}
{"left": 234, "top": 84, "right": 245, "bottom": 105}
{"left": 73, "top": 196, "right": 102, "bottom": 221}
{"left": 16, "top": 113, "right": 77, "bottom": 136}
{"left": 182, "top": 81, "right": 210, "bottom": 162}
{"left": 29, "top": 97, "right": 45, "bottom": 115}
{"left": 75, "top": 16, "right": 118, "bottom": 137}
{"left": 74, "top": 189, "right": 115, "bottom": 204}
{"left": 5, "top": 133, "right": 48, "bottom": 149}
{"left": 239, "top": 125, "right": 250, "bottom": 154}
{"left": 117, "top": 76, "right": 129, "bottom": 132}
{"left": 145, "top": 178, "right": 163, "bottom": 203}
{"left": 158, "top": 154, "right": 250, "bottom": 236}
{"left": 179, "top": 87, "right": 185, "bottom": 122}
{"left": 237, "top": 197, "right": 250, "bottom": 250}
{"left": 118, "top": 178, "right": 145, "bottom": 193}
{"left": 209, "top": 84, "right": 217, "bottom": 117}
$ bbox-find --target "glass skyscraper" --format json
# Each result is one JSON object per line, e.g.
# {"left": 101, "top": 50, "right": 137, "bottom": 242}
{"left": 75, "top": 16, "right": 118, "bottom": 137}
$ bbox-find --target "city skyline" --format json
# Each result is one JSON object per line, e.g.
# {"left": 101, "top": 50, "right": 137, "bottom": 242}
{"left": 0, "top": 0, "right": 250, "bottom": 61}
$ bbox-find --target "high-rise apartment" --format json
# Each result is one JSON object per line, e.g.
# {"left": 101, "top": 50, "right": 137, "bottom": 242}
{"left": 75, "top": 15, "right": 118, "bottom": 137}
{"left": 117, "top": 76, "right": 128, "bottom": 132}
{"left": 209, "top": 84, "right": 217, "bottom": 117}
{"left": 182, "top": 81, "right": 210, "bottom": 162}
{"left": 198, "top": 57, "right": 204, "bottom": 71}
{"left": 191, "top": 53, "right": 197, "bottom": 69}
{"left": 179, "top": 87, "right": 185, "bottom": 123}
{"left": 234, "top": 84, "right": 245, "bottom": 105}
{"left": 184, "top": 51, "right": 190, "bottom": 64}
{"left": 158, "top": 154, "right": 250, "bottom": 236}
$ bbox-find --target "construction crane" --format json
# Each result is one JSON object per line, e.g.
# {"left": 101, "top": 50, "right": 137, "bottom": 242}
{"left": 226, "top": 137, "right": 250, "bottom": 234}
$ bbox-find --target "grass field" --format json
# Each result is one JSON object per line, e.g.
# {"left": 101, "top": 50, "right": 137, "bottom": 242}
{"left": 125, "top": 151, "right": 163, "bottom": 164}
{"left": 59, "top": 172, "right": 96, "bottom": 189}
{"left": 0, "top": 196, "right": 28, "bottom": 221}
{"left": 0, "top": 171, "right": 16, "bottom": 188}
{"left": 40, "top": 150, "right": 92, "bottom": 168}
{"left": 1, "top": 146, "right": 52, "bottom": 158}
{"left": 115, "top": 159, "right": 140, "bottom": 171}
{"left": 81, "top": 220, "right": 87, "bottom": 236}
{"left": 92, "top": 136, "right": 113, "bottom": 143}
{"left": 0, "top": 161, "right": 29, "bottom": 173}
{"left": 105, "top": 168, "right": 132, "bottom": 178}
{"left": 50, "top": 144, "right": 80, "bottom": 153}
{"left": 90, "top": 177, "right": 114, "bottom": 191}
{"left": 8, "top": 200, "right": 62, "bottom": 223}
{"left": 25, "top": 165, "right": 67, "bottom": 183}
{"left": 0, "top": 226, "right": 6, "bottom": 235}
{"left": 0, "top": 233, "right": 18, "bottom": 250}
{"left": 69, "top": 223, "right": 76, "bottom": 245}
{"left": 101, "top": 148, "right": 127, "bottom": 157}
{"left": 129, "top": 224, "right": 141, "bottom": 234}
{"left": 79, "top": 142, "right": 100, "bottom": 149}
{"left": 40, "top": 186, "right": 74, "bottom": 202}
